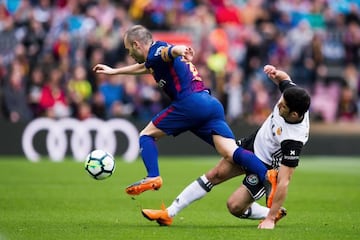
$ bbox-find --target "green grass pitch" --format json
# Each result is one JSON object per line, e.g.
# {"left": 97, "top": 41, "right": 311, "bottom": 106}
{"left": 0, "top": 156, "right": 359, "bottom": 240}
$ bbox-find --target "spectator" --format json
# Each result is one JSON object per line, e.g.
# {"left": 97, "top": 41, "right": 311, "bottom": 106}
{"left": 97, "top": 73, "right": 131, "bottom": 119}
{"left": 22, "top": 16, "right": 46, "bottom": 68}
{"left": 32, "top": 0, "right": 53, "bottom": 30}
{"left": 90, "top": 90, "right": 106, "bottom": 119}
{"left": 0, "top": 12, "right": 18, "bottom": 66}
{"left": 343, "top": 21, "right": 360, "bottom": 65}
{"left": 224, "top": 68, "right": 244, "bottom": 123}
{"left": 67, "top": 64, "right": 92, "bottom": 116}
{"left": 77, "top": 101, "right": 93, "bottom": 120}
{"left": 27, "top": 66, "right": 45, "bottom": 117}
{"left": 2, "top": 69, "right": 33, "bottom": 123}
{"left": 39, "top": 68, "right": 71, "bottom": 118}
{"left": 136, "top": 74, "right": 162, "bottom": 121}
{"left": 245, "top": 75, "right": 272, "bottom": 125}
{"left": 337, "top": 84, "right": 358, "bottom": 122}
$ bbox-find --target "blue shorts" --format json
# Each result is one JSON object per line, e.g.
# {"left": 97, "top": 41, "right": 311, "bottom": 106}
{"left": 152, "top": 91, "right": 235, "bottom": 147}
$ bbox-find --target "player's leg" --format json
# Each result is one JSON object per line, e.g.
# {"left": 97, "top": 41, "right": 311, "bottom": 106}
{"left": 125, "top": 121, "right": 166, "bottom": 195}
{"left": 127, "top": 98, "right": 208, "bottom": 196}
{"left": 227, "top": 178, "right": 286, "bottom": 223}
{"left": 166, "top": 157, "right": 244, "bottom": 216}
{"left": 183, "top": 92, "right": 273, "bottom": 186}
{"left": 139, "top": 121, "right": 167, "bottom": 177}
{"left": 227, "top": 185, "right": 260, "bottom": 218}
{"left": 227, "top": 179, "right": 269, "bottom": 219}
{"left": 205, "top": 157, "right": 244, "bottom": 184}
{"left": 213, "top": 135, "right": 267, "bottom": 181}
{"left": 142, "top": 158, "right": 245, "bottom": 226}
{"left": 213, "top": 135, "right": 278, "bottom": 207}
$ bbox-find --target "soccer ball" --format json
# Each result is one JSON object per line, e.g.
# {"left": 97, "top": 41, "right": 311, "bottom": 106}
{"left": 85, "top": 149, "right": 115, "bottom": 180}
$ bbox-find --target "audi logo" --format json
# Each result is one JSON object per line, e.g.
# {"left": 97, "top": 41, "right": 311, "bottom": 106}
{"left": 22, "top": 118, "right": 139, "bottom": 163}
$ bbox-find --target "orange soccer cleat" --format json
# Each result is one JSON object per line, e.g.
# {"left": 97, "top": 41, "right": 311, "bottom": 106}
{"left": 141, "top": 203, "right": 173, "bottom": 226}
{"left": 264, "top": 169, "right": 278, "bottom": 208}
{"left": 274, "top": 207, "right": 287, "bottom": 224}
{"left": 259, "top": 207, "right": 287, "bottom": 225}
{"left": 125, "top": 176, "right": 163, "bottom": 195}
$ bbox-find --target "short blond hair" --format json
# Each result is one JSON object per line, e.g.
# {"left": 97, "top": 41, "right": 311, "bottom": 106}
{"left": 124, "top": 25, "right": 153, "bottom": 44}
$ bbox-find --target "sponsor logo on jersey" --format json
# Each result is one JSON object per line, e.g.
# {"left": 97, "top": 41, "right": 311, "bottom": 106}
{"left": 246, "top": 174, "right": 259, "bottom": 186}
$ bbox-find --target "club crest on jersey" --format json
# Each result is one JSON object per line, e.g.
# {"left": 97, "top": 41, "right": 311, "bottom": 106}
{"left": 276, "top": 127, "right": 282, "bottom": 135}
{"left": 246, "top": 174, "right": 259, "bottom": 185}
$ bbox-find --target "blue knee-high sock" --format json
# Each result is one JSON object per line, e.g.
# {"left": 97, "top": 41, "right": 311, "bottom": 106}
{"left": 233, "top": 147, "right": 267, "bottom": 182}
{"left": 139, "top": 135, "right": 159, "bottom": 177}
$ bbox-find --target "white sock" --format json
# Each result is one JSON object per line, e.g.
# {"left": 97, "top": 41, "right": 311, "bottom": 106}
{"left": 245, "top": 202, "right": 269, "bottom": 220}
{"left": 167, "top": 175, "right": 213, "bottom": 217}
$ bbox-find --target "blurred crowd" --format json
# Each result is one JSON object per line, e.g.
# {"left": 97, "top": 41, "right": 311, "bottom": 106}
{"left": 1, "top": 0, "right": 360, "bottom": 125}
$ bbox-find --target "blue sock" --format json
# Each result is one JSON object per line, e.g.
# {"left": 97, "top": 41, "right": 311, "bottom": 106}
{"left": 139, "top": 135, "right": 159, "bottom": 177}
{"left": 232, "top": 147, "right": 267, "bottom": 182}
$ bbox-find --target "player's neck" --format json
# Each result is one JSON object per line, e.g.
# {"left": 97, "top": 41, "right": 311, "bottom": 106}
{"left": 285, "top": 115, "right": 303, "bottom": 124}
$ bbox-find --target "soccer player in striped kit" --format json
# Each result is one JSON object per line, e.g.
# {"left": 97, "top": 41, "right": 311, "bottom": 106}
{"left": 93, "top": 25, "right": 276, "bottom": 203}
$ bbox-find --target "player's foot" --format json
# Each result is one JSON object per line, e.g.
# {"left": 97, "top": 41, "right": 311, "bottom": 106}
{"left": 258, "top": 207, "right": 287, "bottom": 225}
{"left": 274, "top": 207, "right": 287, "bottom": 224}
{"left": 264, "top": 169, "right": 278, "bottom": 208}
{"left": 142, "top": 203, "right": 173, "bottom": 226}
{"left": 125, "top": 176, "right": 163, "bottom": 195}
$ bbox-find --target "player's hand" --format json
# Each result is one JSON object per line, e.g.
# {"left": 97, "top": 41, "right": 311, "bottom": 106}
{"left": 263, "top": 64, "right": 291, "bottom": 84}
{"left": 263, "top": 65, "right": 277, "bottom": 79}
{"left": 181, "top": 46, "right": 195, "bottom": 62}
{"left": 93, "top": 64, "right": 115, "bottom": 75}
{"left": 258, "top": 218, "right": 275, "bottom": 229}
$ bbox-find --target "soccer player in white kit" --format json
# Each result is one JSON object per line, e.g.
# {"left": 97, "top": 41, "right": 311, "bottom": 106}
{"left": 142, "top": 64, "right": 311, "bottom": 229}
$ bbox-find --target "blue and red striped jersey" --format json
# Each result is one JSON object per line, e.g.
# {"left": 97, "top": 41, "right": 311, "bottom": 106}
{"left": 145, "top": 41, "right": 206, "bottom": 101}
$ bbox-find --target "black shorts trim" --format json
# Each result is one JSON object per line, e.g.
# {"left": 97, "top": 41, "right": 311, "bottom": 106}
{"left": 242, "top": 174, "right": 266, "bottom": 200}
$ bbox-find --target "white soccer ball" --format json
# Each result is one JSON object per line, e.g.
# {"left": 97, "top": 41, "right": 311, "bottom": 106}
{"left": 85, "top": 149, "right": 115, "bottom": 180}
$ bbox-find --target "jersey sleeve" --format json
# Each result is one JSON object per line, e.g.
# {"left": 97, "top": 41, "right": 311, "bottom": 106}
{"left": 160, "top": 46, "right": 174, "bottom": 62}
{"left": 145, "top": 42, "right": 173, "bottom": 69}
{"left": 279, "top": 80, "right": 297, "bottom": 93}
{"left": 280, "top": 139, "right": 303, "bottom": 167}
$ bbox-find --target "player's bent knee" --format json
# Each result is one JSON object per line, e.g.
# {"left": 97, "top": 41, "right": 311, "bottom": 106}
{"left": 226, "top": 198, "right": 247, "bottom": 217}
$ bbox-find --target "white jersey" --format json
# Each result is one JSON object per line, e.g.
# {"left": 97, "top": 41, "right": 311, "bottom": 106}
{"left": 253, "top": 99, "right": 310, "bottom": 169}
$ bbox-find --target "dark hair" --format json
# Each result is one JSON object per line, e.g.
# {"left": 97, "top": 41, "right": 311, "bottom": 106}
{"left": 283, "top": 87, "right": 311, "bottom": 117}
{"left": 124, "top": 25, "right": 153, "bottom": 44}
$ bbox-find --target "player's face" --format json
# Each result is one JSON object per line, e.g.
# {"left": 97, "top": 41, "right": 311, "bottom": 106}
{"left": 124, "top": 38, "right": 146, "bottom": 63}
{"left": 277, "top": 96, "right": 291, "bottom": 119}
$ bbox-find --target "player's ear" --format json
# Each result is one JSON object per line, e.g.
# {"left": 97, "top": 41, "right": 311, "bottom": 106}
{"left": 290, "top": 111, "right": 299, "bottom": 119}
{"left": 132, "top": 41, "right": 140, "bottom": 49}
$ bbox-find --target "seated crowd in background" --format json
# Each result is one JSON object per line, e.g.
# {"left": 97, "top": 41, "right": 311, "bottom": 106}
{"left": 0, "top": 0, "right": 359, "bottom": 124}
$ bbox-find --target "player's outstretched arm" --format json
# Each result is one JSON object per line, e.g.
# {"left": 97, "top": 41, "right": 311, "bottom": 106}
{"left": 93, "top": 63, "right": 149, "bottom": 75}
{"left": 171, "top": 45, "right": 195, "bottom": 62}
{"left": 263, "top": 65, "right": 292, "bottom": 85}
{"left": 258, "top": 165, "right": 295, "bottom": 229}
